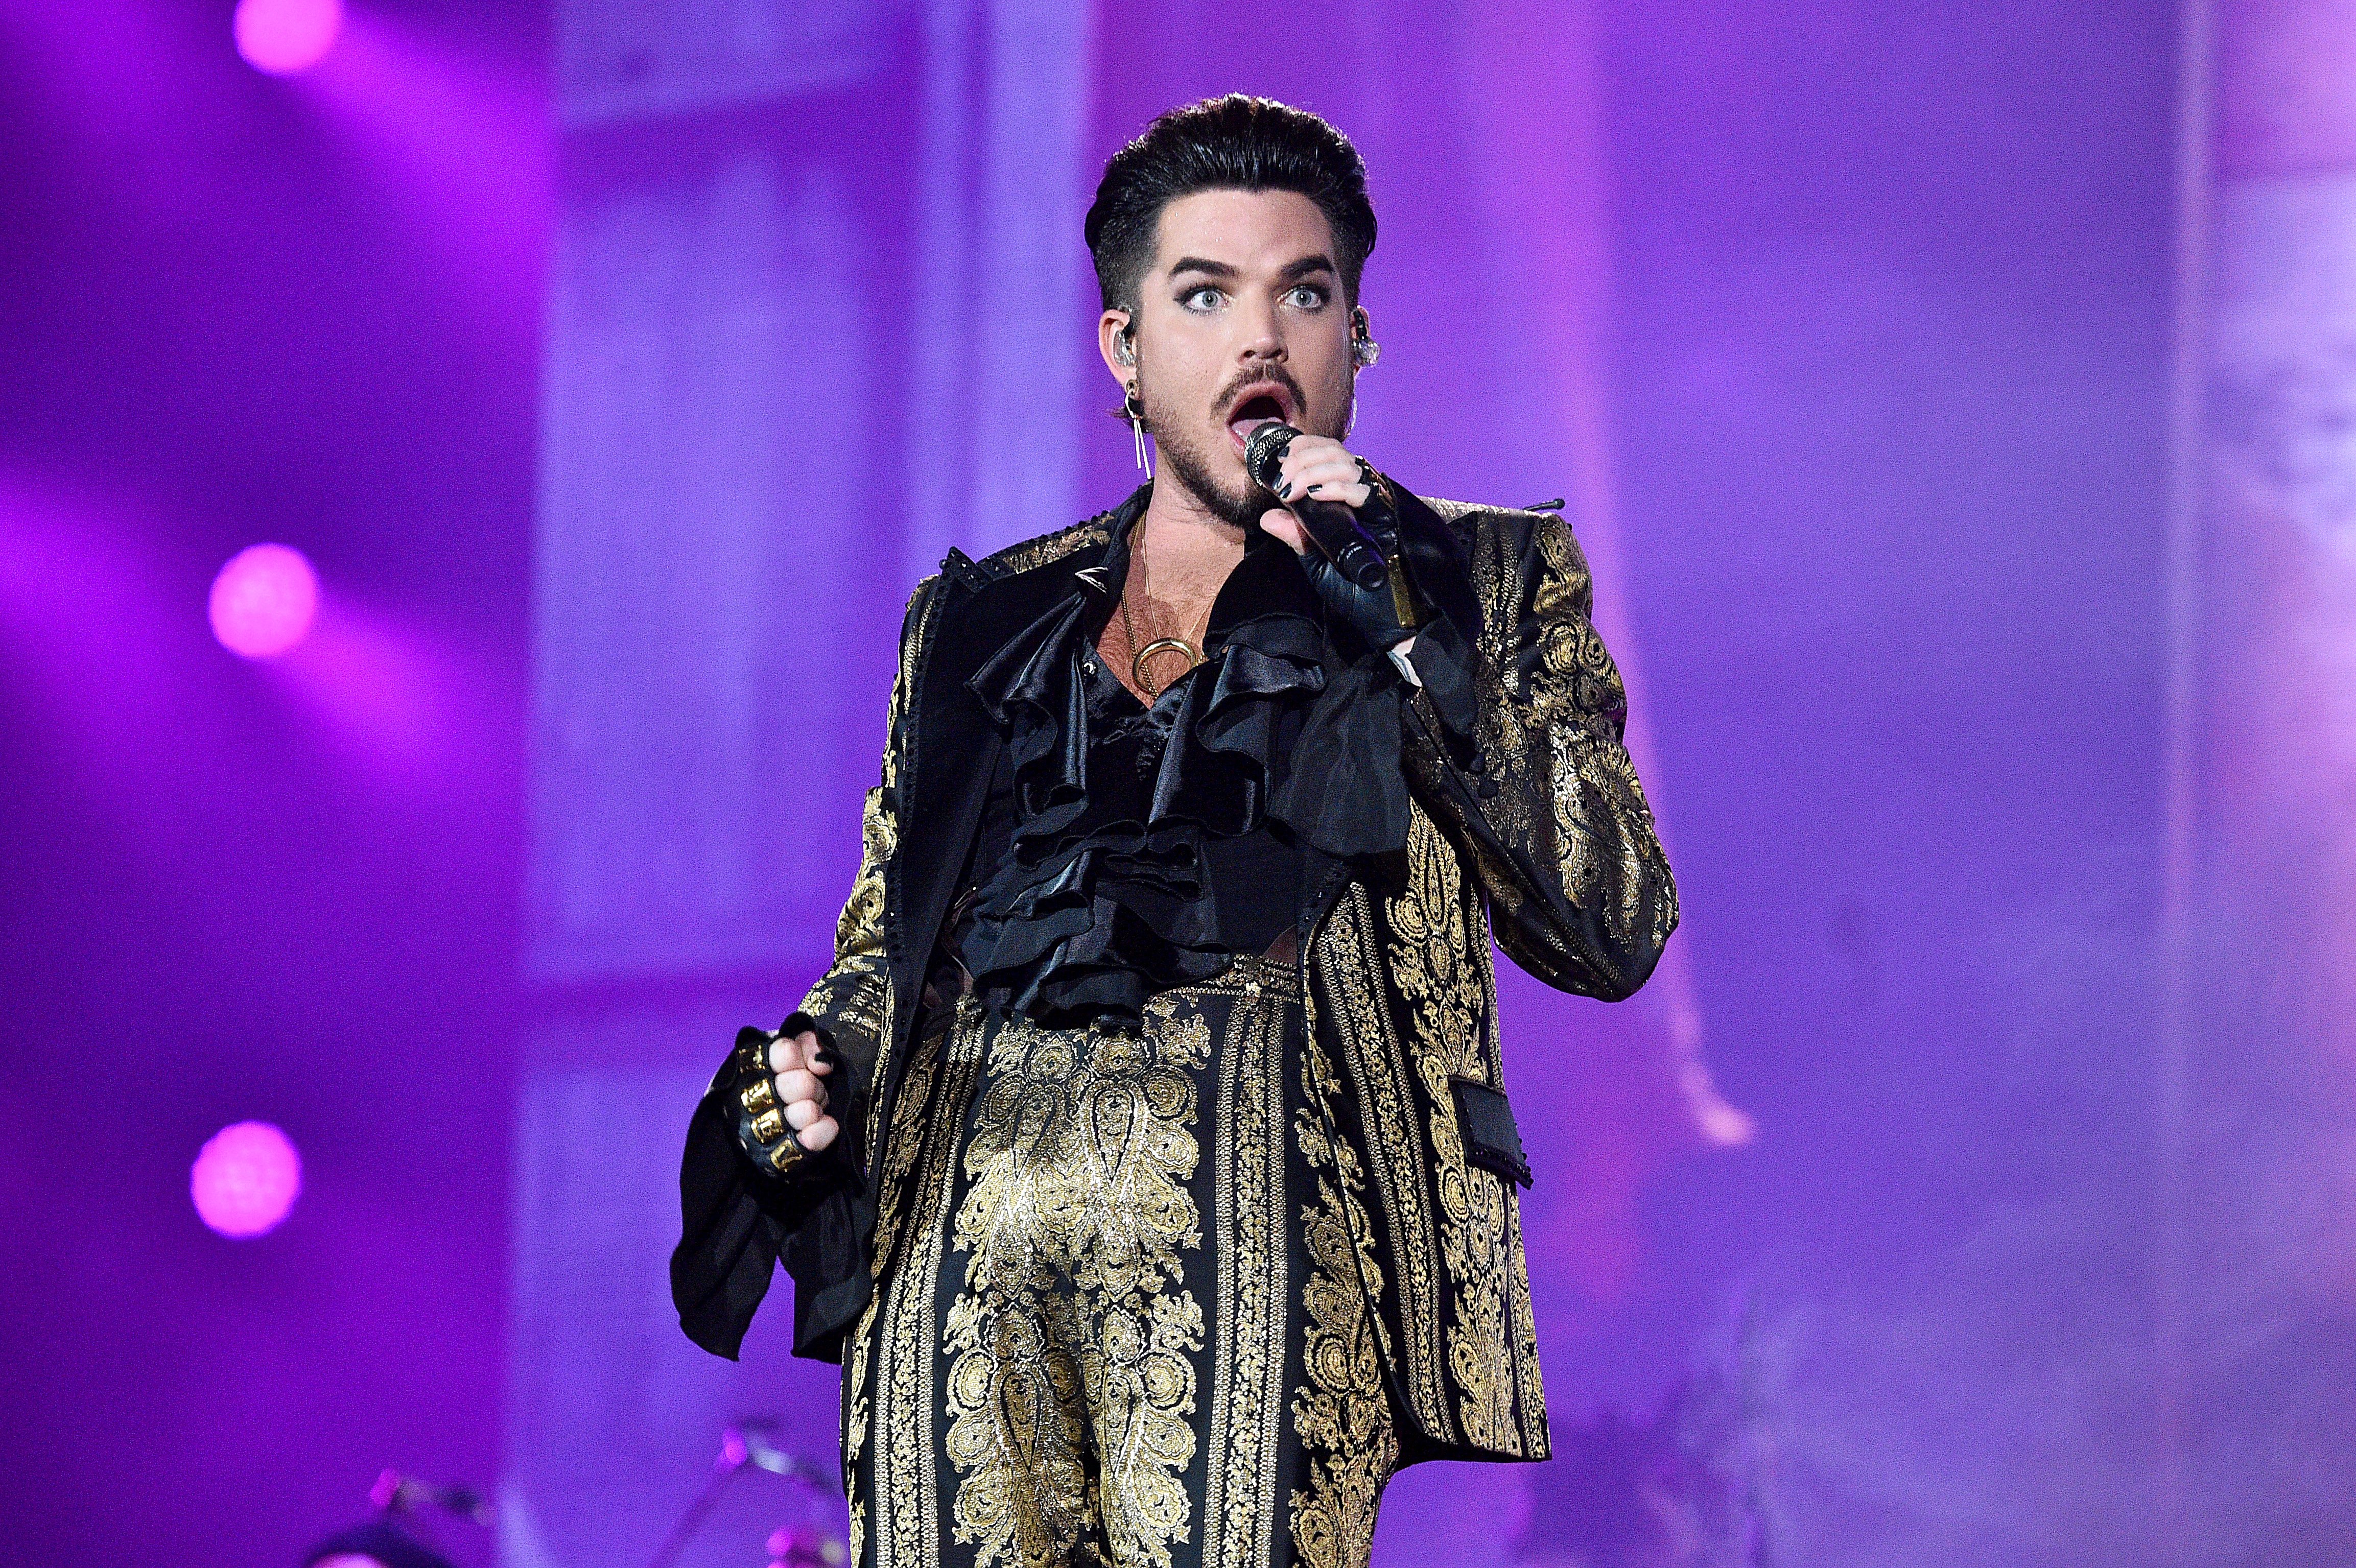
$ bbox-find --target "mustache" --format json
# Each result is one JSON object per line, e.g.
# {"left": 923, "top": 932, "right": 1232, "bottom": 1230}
{"left": 1215, "top": 364, "right": 1305, "bottom": 416}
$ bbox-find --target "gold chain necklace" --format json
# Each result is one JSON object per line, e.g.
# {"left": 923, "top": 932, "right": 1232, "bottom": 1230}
{"left": 1117, "top": 528, "right": 1208, "bottom": 699}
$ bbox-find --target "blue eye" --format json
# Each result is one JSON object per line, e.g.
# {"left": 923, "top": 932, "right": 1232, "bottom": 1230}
{"left": 1182, "top": 287, "right": 1224, "bottom": 311}
{"left": 1285, "top": 284, "right": 1329, "bottom": 310}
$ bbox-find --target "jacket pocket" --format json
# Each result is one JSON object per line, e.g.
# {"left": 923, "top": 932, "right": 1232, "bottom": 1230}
{"left": 1448, "top": 1076, "right": 1533, "bottom": 1188}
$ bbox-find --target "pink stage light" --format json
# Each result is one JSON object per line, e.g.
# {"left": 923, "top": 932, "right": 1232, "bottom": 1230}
{"left": 234, "top": 0, "right": 344, "bottom": 77}
{"left": 209, "top": 542, "right": 318, "bottom": 659}
{"left": 190, "top": 1121, "right": 303, "bottom": 1239}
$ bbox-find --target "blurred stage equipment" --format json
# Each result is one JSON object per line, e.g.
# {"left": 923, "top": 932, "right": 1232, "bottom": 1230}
{"left": 766, "top": 1526, "right": 849, "bottom": 1567}
{"left": 370, "top": 1467, "right": 493, "bottom": 1526}
{"left": 299, "top": 1515, "right": 454, "bottom": 1568}
{"left": 189, "top": 1120, "right": 302, "bottom": 1239}
{"left": 1508, "top": 1291, "right": 1773, "bottom": 1566}
{"left": 645, "top": 1421, "right": 842, "bottom": 1568}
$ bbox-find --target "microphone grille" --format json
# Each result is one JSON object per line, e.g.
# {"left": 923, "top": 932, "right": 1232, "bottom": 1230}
{"left": 1242, "top": 421, "right": 1299, "bottom": 489}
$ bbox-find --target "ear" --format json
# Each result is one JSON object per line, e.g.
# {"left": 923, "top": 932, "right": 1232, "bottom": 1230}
{"left": 1098, "top": 309, "right": 1137, "bottom": 390}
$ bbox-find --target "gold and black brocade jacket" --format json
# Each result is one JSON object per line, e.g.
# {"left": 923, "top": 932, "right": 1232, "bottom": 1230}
{"left": 670, "top": 481, "right": 1678, "bottom": 1466}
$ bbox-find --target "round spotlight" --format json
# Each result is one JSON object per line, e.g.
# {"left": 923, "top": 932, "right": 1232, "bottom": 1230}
{"left": 234, "top": 0, "right": 344, "bottom": 77}
{"left": 191, "top": 1121, "right": 303, "bottom": 1239}
{"left": 209, "top": 542, "right": 319, "bottom": 659}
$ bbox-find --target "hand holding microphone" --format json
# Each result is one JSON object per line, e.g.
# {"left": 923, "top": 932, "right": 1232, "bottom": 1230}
{"left": 1244, "top": 422, "right": 1388, "bottom": 589}
{"left": 1246, "top": 423, "right": 1418, "bottom": 652}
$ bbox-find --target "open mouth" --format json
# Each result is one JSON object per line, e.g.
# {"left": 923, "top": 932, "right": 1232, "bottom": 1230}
{"left": 1225, "top": 387, "right": 1297, "bottom": 453}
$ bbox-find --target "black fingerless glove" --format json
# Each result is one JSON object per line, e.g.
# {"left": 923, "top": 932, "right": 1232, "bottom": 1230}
{"left": 1290, "top": 468, "right": 1423, "bottom": 652}
{"left": 726, "top": 1024, "right": 809, "bottom": 1178}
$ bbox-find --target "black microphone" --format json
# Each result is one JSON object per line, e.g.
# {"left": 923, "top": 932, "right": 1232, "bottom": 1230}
{"left": 1242, "top": 422, "right": 1391, "bottom": 591}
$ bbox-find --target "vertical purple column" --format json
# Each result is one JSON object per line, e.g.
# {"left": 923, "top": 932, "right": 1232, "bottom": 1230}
{"left": 904, "top": 0, "right": 1096, "bottom": 581}
{"left": 508, "top": 4, "right": 1094, "bottom": 1563}
{"left": 507, "top": 6, "right": 897, "bottom": 1565}
{"left": 2165, "top": 1, "right": 2356, "bottom": 1555}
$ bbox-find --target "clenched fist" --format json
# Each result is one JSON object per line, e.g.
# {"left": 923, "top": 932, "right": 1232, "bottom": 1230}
{"left": 763, "top": 1028, "right": 839, "bottom": 1153}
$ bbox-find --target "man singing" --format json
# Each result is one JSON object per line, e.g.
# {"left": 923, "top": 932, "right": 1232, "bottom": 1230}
{"left": 672, "top": 94, "right": 1677, "bottom": 1568}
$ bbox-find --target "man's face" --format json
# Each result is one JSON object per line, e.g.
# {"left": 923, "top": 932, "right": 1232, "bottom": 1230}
{"left": 1103, "top": 188, "right": 1357, "bottom": 527}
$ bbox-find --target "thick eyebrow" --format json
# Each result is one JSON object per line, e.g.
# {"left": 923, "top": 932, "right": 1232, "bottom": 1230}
{"left": 1166, "top": 254, "right": 1338, "bottom": 284}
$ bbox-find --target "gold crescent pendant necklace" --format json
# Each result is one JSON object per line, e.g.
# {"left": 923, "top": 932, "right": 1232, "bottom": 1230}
{"left": 1130, "top": 636, "right": 1198, "bottom": 694}
{"left": 1118, "top": 528, "right": 1203, "bottom": 699}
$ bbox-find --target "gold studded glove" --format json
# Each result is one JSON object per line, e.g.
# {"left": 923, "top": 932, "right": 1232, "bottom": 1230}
{"left": 724, "top": 1025, "right": 807, "bottom": 1177}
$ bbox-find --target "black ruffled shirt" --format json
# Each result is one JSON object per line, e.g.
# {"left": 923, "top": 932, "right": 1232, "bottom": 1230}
{"left": 953, "top": 522, "right": 1329, "bottom": 1027}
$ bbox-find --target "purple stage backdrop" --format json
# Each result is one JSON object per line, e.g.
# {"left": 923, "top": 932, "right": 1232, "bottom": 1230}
{"left": 4, "top": 2, "right": 2351, "bottom": 1566}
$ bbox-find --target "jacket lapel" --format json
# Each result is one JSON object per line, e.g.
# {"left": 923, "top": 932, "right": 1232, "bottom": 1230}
{"left": 887, "top": 504, "right": 1135, "bottom": 1059}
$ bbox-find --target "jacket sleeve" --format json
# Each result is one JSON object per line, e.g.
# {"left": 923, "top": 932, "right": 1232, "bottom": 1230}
{"left": 1396, "top": 507, "right": 1678, "bottom": 1001}
{"left": 670, "top": 579, "right": 932, "bottom": 1359}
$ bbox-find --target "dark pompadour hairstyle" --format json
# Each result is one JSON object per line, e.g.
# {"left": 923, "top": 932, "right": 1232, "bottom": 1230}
{"left": 1084, "top": 95, "right": 1377, "bottom": 316}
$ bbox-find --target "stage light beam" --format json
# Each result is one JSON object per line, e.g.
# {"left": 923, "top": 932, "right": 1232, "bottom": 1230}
{"left": 235, "top": 0, "right": 344, "bottom": 77}
{"left": 209, "top": 542, "right": 318, "bottom": 659}
{"left": 191, "top": 1121, "right": 303, "bottom": 1239}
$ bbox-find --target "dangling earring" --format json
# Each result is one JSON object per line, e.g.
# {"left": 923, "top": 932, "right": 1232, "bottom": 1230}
{"left": 1125, "top": 383, "right": 1153, "bottom": 478}
{"left": 1348, "top": 310, "right": 1377, "bottom": 442}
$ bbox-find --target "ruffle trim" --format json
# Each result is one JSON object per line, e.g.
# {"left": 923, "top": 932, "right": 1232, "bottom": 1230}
{"left": 959, "top": 559, "right": 1416, "bottom": 1027}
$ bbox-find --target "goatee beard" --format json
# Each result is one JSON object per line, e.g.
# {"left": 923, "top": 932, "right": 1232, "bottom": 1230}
{"left": 1158, "top": 431, "right": 1264, "bottom": 531}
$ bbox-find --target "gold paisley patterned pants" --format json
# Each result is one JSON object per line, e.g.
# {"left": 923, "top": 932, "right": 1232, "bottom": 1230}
{"left": 845, "top": 955, "right": 1399, "bottom": 1568}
